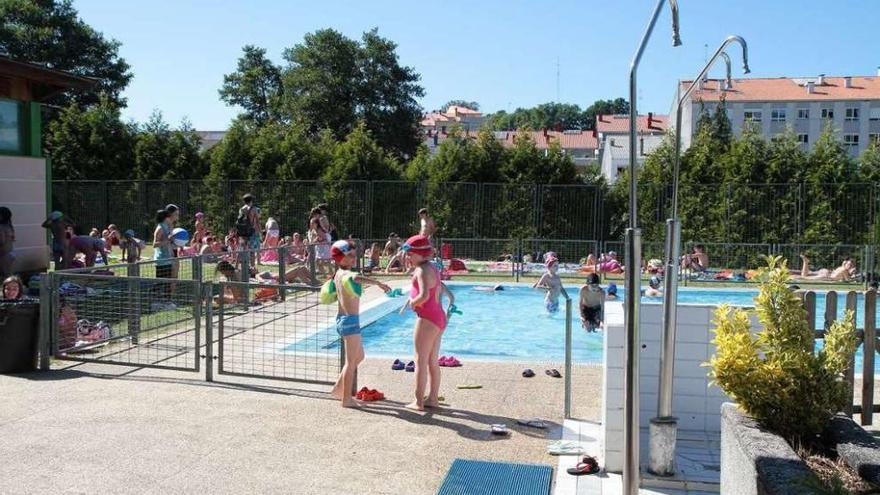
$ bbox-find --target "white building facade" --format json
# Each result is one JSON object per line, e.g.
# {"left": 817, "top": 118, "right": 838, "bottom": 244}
{"left": 674, "top": 74, "right": 880, "bottom": 156}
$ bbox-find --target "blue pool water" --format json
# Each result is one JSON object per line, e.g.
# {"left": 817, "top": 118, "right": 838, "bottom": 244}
{"left": 293, "top": 284, "right": 877, "bottom": 369}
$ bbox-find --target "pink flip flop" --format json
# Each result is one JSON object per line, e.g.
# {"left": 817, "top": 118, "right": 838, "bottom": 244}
{"left": 445, "top": 356, "right": 462, "bottom": 367}
{"left": 438, "top": 356, "right": 450, "bottom": 367}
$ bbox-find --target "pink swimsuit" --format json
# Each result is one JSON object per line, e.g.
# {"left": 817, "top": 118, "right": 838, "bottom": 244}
{"left": 410, "top": 264, "right": 447, "bottom": 330}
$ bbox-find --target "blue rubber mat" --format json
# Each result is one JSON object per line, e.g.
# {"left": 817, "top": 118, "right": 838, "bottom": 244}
{"left": 437, "top": 458, "right": 553, "bottom": 495}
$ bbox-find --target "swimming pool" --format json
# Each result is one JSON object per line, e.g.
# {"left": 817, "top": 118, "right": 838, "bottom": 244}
{"left": 284, "top": 284, "right": 877, "bottom": 368}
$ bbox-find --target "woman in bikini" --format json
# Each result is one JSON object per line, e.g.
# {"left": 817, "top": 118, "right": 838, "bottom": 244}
{"left": 403, "top": 234, "right": 454, "bottom": 411}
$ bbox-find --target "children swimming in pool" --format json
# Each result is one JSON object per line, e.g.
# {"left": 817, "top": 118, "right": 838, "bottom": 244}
{"left": 579, "top": 274, "right": 605, "bottom": 332}
{"left": 533, "top": 255, "right": 563, "bottom": 312}
{"left": 324, "top": 239, "right": 391, "bottom": 408}
{"left": 401, "top": 234, "right": 454, "bottom": 411}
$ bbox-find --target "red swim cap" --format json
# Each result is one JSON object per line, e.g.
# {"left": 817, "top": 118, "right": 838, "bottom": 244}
{"left": 403, "top": 234, "right": 432, "bottom": 254}
{"left": 331, "top": 240, "right": 355, "bottom": 263}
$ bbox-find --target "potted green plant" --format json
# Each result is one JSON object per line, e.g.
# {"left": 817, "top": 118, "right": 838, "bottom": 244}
{"left": 705, "top": 256, "right": 876, "bottom": 493}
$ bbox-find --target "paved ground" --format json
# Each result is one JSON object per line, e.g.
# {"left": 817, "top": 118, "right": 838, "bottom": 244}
{"left": 0, "top": 358, "right": 602, "bottom": 495}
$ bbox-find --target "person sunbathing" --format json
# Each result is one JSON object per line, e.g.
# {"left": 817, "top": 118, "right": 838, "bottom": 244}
{"left": 794, "top": 254, "right": 856, "bottom": 282}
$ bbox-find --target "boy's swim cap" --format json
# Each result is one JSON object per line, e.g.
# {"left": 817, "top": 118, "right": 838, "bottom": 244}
{"left": 608, "top": 283, "right": 618, "bottom": 294}
{"left": 50, "top": 211, "right": 63, "bottom": 220}
{"left": 331, "top": 240, "right": 355, "bottom": 263}
{"left": 649, "top": 276, "right": 661, "bottom": 289}
{"left": 402, "top": 234, "right": 432, "bottom": 254}
{"left": 195, "top": 212, "right": 204, "bottom": 219}
{"left": 124, "top": 229, "right": 136, "bottom": 238}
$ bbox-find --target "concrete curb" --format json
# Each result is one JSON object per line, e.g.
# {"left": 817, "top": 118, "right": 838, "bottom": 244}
{"left": 720, "top": 403, "right": 822, "bottom": 495}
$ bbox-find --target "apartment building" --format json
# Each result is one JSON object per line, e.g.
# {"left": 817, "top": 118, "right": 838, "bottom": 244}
{"left": 673, "top": 72, "right": 880, "bottom": 156}
{"left": 595, "top": 113, "right": 668, "bottom": 182}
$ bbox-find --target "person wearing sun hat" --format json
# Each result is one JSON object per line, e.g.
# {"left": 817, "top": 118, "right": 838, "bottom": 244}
{"left": 321, "top": 238, "right": 392, "bottom": 408}
{"left": 400, "top": 234, "right": 455, "bottom": 411}
{"left": 533, "top": 253, "right": 563, "bottom": 313}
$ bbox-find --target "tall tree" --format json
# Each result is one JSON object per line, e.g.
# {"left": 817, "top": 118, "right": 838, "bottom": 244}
{"left": 280, "top": 28, "right": 424, "bottom": 158}
{"left": 133, "top": 111, "right": 205, "bottom": 180}
{"left": 0, "top": 0, "right": 132, "bottom": 108}
{"left": 440, "top": 100, "right": 479, "bottom": 112}
{"left": 44, "top": 95, "right": 136, "bottom": 180}
{"left": 218, "top": 45, "right": 283, "bottom": 125}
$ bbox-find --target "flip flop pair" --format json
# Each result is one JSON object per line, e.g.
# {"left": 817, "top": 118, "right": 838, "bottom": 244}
{"left": 522, "top": 368, "right": 535, "bottom": 378}
{"left": 355, "top": 387, "right": 385, "bottom": 401}
{"left": 566, "top": 455, "right": 600, "bottom": 476}
{"left": 439, "top": 356, "right": 462, "bottom": 367}
{"left": 391, "top": 359, "right": 415, "bottom": 372}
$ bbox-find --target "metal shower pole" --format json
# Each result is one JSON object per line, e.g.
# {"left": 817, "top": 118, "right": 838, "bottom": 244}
{"left": 624, "top": 1, "right": 680, "bottom": 493}
{"left": 650, "top": 35, "right": 749, "bottom": 477}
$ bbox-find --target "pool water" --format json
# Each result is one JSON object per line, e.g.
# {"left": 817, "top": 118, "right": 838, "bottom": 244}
{"left": 304, "top": 285, "right": 877, "bottom": 369}
{"left": 348, "top": 285, "right": 605, "bottom": 363}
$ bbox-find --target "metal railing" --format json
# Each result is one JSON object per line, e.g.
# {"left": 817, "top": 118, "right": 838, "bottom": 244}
{"left": 49, "top": 271, "right": 202, "bottom": 371}
{"left": 215, "top": 281, "right": 341, "bottom": 385}
{"left": 53, "top": 239, "right": 879, "bottom": 289}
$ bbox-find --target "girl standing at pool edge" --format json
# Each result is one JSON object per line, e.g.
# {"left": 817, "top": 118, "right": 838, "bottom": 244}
{"left": 403, "top": 234, "right": 454, "bottom": 411}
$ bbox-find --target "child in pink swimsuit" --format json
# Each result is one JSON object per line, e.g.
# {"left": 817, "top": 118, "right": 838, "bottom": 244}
{"left": 403, "top": 234, "right": 454, "bottom": 411}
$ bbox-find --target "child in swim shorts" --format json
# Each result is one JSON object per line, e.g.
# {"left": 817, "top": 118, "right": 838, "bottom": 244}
{"left": 579, "top": 273, "right": 606, "bottom": 332}
{"left": 322, "top": 239, "right": 391, "bottom": 408}
{"left": 533, "top": 255, "right": 562, "bottom": 312}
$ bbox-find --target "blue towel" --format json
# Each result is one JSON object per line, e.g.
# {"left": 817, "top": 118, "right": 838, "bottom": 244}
{"left": 437, "top": 458, "right": 553, "bottom": 495}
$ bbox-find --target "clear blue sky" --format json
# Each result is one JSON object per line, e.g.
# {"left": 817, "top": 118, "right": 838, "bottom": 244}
{"left": 75, "top": 0, "right": 880, "bottom": 130}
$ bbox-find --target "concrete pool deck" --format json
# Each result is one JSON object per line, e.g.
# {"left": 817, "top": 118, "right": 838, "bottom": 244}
{"left": 1, "top": 358, "right": 602, "bottom": 494}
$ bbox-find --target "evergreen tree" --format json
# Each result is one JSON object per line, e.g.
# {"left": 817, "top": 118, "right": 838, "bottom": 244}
{"left": 803, "top": 123, "right": 858, "bottom": 243}
{"left": 219, "top": 45, "right": 283, "bottom": 125}
{"left": 44, "top": 96, "right": 136, "bottom": 180}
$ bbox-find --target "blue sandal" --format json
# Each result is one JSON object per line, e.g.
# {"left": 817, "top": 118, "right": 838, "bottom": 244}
{"left": 391, "top": 359, "right": 405, "bottom": 371}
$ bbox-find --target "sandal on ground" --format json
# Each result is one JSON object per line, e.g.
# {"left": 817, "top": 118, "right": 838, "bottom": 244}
{"left": 491, "top": 424, "right": 509, "bottom": 435}
{"left": 522, "top": 369, "right": 535, "bottom": 378}
{"left": 438, "top": 356, "right": 450, "bottom": 367}
{"left": 457, "top": 384, "right": 482, "bottom": 389}
{"left": 405, "top": 361, "right": 415, "bottom": 372}
{"left": 546, "top": 369, "right": 562, "bottom": 378}
{"left": 566, "top": 456, "right": 600, "bottom": 476}
{"left": 445, "top": 356, "right": 462, "bottom": 367}
{"left": 516, "top": 418, "right": 547, "bottom": 429}
{"left": 391, "top": 359, "right": 405, "bottom": 371}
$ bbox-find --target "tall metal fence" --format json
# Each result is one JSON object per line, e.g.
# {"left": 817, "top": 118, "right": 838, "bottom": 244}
{"left": 52, "top": 179, "right": 880, "bottom": 245}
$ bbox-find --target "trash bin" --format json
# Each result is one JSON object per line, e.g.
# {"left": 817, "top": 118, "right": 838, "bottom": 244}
{"left": 0, "top": 299, "right": 40, "bottom": 373}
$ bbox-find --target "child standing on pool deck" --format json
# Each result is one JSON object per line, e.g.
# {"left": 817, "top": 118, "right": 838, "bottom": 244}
{"left": 403, "top": 234, "right": 454, "bottom": 411}
{"left": 533, "top": 255, "right": 562, "bottom": 312}
{"left": 325, "top": 239, "right": 391, "bottom": 408}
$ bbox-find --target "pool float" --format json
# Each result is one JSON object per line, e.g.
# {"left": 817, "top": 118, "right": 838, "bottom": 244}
{"left": 318, "top": 271, "right": 362, "bottom": 304}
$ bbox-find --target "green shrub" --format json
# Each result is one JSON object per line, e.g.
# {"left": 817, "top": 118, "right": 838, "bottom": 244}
{"left": 706, "top": 256, "right": 858, "bottom": 440}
